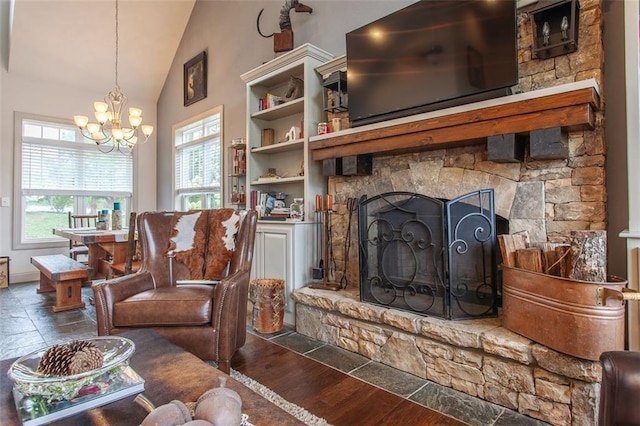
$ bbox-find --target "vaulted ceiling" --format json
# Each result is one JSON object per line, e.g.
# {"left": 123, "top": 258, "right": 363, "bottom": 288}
{"left": 8, "top": 0, "right": 196, "bottom": 102}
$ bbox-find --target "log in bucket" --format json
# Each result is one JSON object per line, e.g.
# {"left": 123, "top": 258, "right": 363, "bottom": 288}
{"left": 249, "top": 279, "right": 285, "bottom": 334}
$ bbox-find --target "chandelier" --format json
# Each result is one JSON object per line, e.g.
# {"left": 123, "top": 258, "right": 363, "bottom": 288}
{"left": 73, "top": 0, "right": 153, "bottom": 154}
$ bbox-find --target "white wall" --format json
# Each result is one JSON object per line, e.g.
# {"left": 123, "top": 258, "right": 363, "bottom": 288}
{"left": 0, "top": 2, "right": 157, "bottom": 283}
{"left": 156, "top": 0, "right": 413, "bottom": 209}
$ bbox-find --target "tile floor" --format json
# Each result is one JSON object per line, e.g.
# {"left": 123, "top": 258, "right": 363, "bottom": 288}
{"left": 1, "top": 281, "right": 548, "bottom": 426}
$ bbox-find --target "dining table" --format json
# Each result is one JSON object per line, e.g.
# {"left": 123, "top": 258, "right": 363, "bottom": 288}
{"left": 54, "top": 228, "right": 132, "bottom": 280}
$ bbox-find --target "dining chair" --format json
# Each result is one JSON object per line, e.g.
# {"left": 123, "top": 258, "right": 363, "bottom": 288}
{"left": 109, "top": 212, "right": 141, "bottom": 277}
{"left": 68, "top": 212, "right": 98, "bottom": 262}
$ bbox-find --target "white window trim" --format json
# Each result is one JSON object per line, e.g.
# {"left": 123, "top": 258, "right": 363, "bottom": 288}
{"left": 172, "top": 105, "right": 224, "bottom": 210}
{"left": 14, "top": 112, "right": 70, "bottom": 250}
{"left": 13, "top": 111, "right": 133, "bottom": 250}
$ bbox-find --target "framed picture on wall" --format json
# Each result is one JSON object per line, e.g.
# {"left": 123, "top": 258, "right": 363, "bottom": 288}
{"left": 184, "top": 51, "right": 207, "bottom": 106}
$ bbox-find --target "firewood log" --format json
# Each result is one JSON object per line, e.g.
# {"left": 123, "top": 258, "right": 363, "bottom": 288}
{"left": 568, "top": 230, "right": 606, "bottom": 282}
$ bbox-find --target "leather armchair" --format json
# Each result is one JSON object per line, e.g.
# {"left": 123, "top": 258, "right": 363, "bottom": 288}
{"left": 599, "top": 351, "right": 640, "bottom": 425}
{"left": 93, "top": 209, "right": 257, "bottom": 374}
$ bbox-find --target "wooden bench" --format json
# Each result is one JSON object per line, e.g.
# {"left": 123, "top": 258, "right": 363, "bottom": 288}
{"left": 31, "top": 255, "right": 89, "bottom": 312}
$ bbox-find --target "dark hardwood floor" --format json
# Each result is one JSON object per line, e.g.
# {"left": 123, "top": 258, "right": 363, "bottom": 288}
{"left": 232, "top": 332, "right": 466, "bottom": 426}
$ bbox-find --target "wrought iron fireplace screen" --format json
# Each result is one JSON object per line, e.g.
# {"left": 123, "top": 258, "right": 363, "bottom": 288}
{"left": 357, "top": 190, "right": 498, "bottom": 320}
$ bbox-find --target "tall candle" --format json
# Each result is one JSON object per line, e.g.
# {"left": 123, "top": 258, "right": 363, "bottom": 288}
{"left": 326, "top": 194, "right": 333, "bottom": 211}
{"left": 315, "top": 194, "right": 322, "bottom": 211}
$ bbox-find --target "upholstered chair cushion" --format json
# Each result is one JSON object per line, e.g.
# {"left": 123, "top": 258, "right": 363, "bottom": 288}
{"left": 113, "top": 285, "right": 215, "bottom": 327}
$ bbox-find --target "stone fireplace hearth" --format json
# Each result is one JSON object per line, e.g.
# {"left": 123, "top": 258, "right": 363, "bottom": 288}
{"left": 292, "top": 287, "right": 600, "bottom": 426}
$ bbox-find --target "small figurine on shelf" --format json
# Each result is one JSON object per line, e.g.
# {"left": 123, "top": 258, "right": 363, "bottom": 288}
{"left": 231, "top": 185, "right": 239, "bottom": 203}
{"left": 233, "top": 150, "right": 240, "bottom": 175}
{"left": 239, "top": 185, "right": 246, "bottom": 204}
{"left": 239, "top": 150, "right": 246, "bottom": 175}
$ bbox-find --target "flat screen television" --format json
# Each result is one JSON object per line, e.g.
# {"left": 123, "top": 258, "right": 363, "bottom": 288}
{"left": 346, "top": 0, "right": 518, "bottom": 127}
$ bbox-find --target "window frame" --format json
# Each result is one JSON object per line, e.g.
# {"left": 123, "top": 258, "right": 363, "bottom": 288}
{"left": 172, "top": 106, "right": 224, "bottom": 211}
{"left": 13, "top": 112, "right": 133, "bottom": 250}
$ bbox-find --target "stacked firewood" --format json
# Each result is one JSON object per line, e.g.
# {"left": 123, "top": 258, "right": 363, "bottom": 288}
{"left": 498, "top": 230, "right": 607, "bottom": 282}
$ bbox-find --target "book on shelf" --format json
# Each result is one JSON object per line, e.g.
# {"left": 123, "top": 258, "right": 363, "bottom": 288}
{"left": 13, "top": 364, "right": 145, "bottom": 426}
{"left": 261, "top": 128, "right": 275, "bottom": 146}
{"left": 258, "top": 93, "right": 283, "bottom": 111}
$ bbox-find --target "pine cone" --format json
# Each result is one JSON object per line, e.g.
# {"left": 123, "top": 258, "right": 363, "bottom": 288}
{"left": 37, "top": 344, "right": 74, "bottom": 376}
{"left": 37, "top": 340, "right": 104, "bottom": 376}
{"left": 68, "top": 347, "right": 104, "bottom": 375}
{"left": 67, "top": 340, "right": 95, "bottom": 353}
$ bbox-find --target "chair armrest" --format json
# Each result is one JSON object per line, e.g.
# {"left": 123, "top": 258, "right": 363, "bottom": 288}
{"left": 92, "top": 271, "right": 155, "bottom": 335}
{"left": 599, "top": 351, "right": 640, "bottom": 425}
{"left": 211, "top": 268, "right": 252, "bottom": 362}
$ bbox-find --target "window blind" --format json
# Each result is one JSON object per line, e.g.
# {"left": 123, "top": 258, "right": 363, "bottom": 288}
{"left": 174, "top": 110, "right": 222, "bottom": 195}
{"left": 22, "top": 137, "right": 133, "bottom": 196}
{"left": 175, "top": 137, "right": 221, "bottom": 194}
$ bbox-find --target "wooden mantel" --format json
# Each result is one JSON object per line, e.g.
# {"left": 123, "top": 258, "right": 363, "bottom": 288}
{"left": 309, "top": 79, "right": 600, "bottom": 161}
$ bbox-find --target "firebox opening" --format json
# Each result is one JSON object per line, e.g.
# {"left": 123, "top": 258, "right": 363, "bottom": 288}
{"left": 358, "top": 189, "right": 503, "bottom": 320}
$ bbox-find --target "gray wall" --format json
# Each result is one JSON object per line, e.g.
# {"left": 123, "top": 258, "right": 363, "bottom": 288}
{"left": 156, "top": 0, "right": 412, "bottom": 210}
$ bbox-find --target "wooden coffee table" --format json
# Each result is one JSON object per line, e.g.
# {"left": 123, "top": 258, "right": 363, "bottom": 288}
{"left": 0, "top": 329, "right": 304, "bottom": 425}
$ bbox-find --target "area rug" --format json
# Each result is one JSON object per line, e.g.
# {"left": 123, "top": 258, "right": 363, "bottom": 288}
{"left": 229, "top": 369, "right": 331, "bottom": 426}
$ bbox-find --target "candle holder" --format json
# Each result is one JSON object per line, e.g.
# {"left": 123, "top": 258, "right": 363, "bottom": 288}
{"left": 531, "top": 0, "right": 580, "bottom": 60}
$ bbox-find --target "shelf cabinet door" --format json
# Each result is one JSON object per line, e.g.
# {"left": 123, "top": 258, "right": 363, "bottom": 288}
{"left": 251, "top": 222, "right": 315, "bottom": 325}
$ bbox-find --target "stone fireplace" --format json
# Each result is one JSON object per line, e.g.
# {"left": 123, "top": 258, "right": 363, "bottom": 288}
{"left": 296, "top": 103, "right": 605, "bottom": 423}
{"left": 294, "top": 2, "right": 607, "bottom": 424}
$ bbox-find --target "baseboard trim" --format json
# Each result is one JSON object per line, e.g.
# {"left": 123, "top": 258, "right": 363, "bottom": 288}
{"left": 10, "top": 271, "right": 39, "bottom": 284}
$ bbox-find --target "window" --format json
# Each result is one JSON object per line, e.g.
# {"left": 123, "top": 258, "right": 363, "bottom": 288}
{"left": 14, "top": 113, "right": 132, "bottom": 249}
{"left": 174, "top": 106, "right": 223, "bottom": 210}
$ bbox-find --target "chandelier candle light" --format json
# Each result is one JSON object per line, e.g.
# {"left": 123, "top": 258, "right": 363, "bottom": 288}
{"left": 73, "top": 0, "right": 153, "bottom": 154}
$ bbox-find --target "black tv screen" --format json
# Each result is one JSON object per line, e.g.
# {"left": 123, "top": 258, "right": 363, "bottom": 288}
{"left": 346, "top": 0, "right": 518, "bottom": 127}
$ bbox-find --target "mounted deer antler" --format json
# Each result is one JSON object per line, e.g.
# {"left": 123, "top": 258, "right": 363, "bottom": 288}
{"left": 257, "top": 0, "right": 313, "bottom": 53}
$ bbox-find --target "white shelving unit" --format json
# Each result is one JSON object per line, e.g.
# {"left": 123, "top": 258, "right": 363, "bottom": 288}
{"left": 241, "top": 44, "right": 333, "bottom": 325}
{"left": 241, "top": 43, "right": 333, "bottom": 220}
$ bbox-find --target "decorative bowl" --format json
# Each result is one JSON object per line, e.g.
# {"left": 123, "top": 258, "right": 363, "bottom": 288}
{"left": 7, "top": 336, "right": 135, "bottom": 401}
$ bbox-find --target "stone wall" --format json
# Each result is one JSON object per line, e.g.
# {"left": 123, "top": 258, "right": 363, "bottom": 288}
{"left": 326, "top": 0, "right": 606, "bottom": 290}
{"left": 293, "top": 288, "right": 601, "bottom": 425}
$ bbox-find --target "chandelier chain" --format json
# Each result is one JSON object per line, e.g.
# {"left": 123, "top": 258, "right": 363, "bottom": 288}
{"left": 115, "top": 0, "right": 119, "bottom": 90}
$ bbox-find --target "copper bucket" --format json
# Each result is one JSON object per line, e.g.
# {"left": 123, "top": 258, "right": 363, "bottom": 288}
{"left": 502, "top": 266, "right": 638, "bottom": 361}
{"left": 249, "top": 279, "right": 285, "bottom": 334}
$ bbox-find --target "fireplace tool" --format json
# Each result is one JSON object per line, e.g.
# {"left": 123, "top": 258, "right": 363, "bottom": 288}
{"left": 312, "top": 195, "right": 323, "bottom": 280}
{"left": 309, "top": 194, "right": 341, "bottom": 291}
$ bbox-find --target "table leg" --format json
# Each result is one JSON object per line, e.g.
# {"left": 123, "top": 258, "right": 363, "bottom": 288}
{"left": 88, "top": 244, "right": 108, "bottom": 279}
